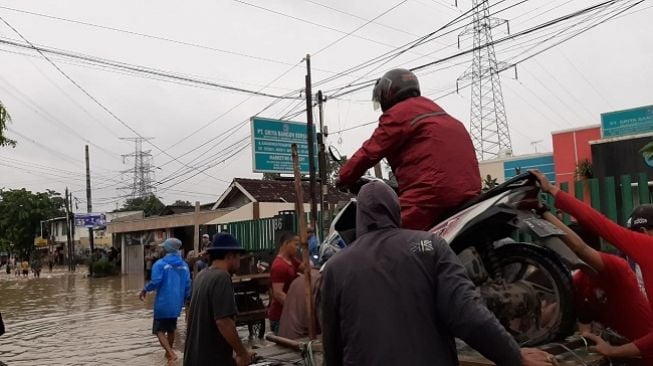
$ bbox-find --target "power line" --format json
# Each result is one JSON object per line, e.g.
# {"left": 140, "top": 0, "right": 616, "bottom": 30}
{"left": 157, "top": 142, "right": 250, "bottom": 192}
{"left": 330, "top": 0, "right": 644, "bottom": 136}
{"left": 328, "top": 0, "right": 628, "bottom": 100}
{"left": 0, "top": 5, "right": 312, "bottom": 70}
{"left": 0, "top": 75, "right": 124, "bottom": 162}
{"left": 557, "top": 50, "right": 615, "bottom": 109}
{"left": 312, "top": 0, "right": 409, "bottom": 56}
{"left": 232, "top": 0, "right": 430, "bottom": 54}
{"left": 0, "top": 16, "right": 234, "bottom": 187}
{"left": 0, "top": 37, "right": 302, "bottom": 100}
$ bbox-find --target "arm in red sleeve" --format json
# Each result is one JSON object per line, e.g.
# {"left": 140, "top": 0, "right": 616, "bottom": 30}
{"left": 554, "top": 190, "right": 653, "bottom": 270}
{"left": 634, "top": 332, "right": 653, "bottom": 360}
{"left": 338, "top": 113, "right": 407, "bottom": 186}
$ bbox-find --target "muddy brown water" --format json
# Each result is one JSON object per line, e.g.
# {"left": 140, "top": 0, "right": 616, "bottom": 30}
{"left": 0, "top": 268, "right": 191, "bottom": 366}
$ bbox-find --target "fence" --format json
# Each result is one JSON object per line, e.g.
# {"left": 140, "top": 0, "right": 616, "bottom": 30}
{"left": 544, "top": 172, "right": 651, "bottom": 226}
{"left": 215, "top": 211, "right": 333, "bottom": 253}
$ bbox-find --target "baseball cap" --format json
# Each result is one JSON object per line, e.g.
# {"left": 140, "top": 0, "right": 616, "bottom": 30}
{"left": 627, "top": 204, "right": 653, "bottom": 231}
{"left": 206, "top": 232, "right": 245, "bottom": 253}
{"left": 159, "top": 238, "right": 182, "bottom": 253}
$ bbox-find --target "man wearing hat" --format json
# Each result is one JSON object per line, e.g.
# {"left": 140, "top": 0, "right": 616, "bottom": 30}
{"left": 201, "top": 233, "right": 210, "bottom": 251}
{"left": 533, "top": 170, "right": 653, "bottom": 361}
{"left": 184, "top": 233, "right": 255, "bottom": 366}
{"left": 139, "top": 238, "right": 191, "bottom": 363}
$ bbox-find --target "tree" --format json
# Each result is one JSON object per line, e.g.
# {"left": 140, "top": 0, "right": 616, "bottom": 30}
{"left": 171, "top": 200, "right": 192, "bottom": 207}
{"left": 482, "top": 174, "right": 498, "bottom": 192}
{"left": 262, "top": 173, "right": 281, "bottom": 180}
{"left": 327, "top": 154, "right": 347, "bottom": 186}
{"left": 0, "top": 101, "right": 16, "bottom": 147}
{"left": 0, "top": 189, "right": 65, "bottom": 257}
{"left": 116, "top": 195, "right": 165, "bottom": 217}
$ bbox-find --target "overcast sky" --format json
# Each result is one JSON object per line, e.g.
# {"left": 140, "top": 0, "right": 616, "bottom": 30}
{"left": 0, "top": 0, "right": 651, "bottom": 212}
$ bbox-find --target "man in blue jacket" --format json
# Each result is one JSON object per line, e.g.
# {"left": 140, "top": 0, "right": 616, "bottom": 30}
{"left": 139, "top": 238, "right": 191, "bottom": 363}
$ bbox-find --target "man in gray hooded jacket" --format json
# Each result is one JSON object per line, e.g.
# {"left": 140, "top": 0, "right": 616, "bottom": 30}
{"left": 321, "top": 181, "right": 557, "bottom": 366}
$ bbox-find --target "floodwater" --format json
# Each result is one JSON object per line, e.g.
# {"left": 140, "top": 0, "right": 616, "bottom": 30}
{"left": 0, "top": 268, "right": 189, "bottom": 366}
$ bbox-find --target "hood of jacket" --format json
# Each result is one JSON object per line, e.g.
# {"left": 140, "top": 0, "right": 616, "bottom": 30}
{"left": 356, "top": 180, "right": 401, "bottom": 238}
{"left": 160, "top": 252, "right": 185, "bottom": 266}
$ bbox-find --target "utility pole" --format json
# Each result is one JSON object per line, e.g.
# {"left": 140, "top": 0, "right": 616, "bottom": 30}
{"left": 316, "top": 90, "right": 327, "bottom": 241}
{"left": 85, "top": 145, "right": 95, "bottom": 277}
{"left": 70, "top": 190, "right": 76, "bottom": 272}
{"left": 305, "top": 54, "right": 318, "bottom": 232}
{"left": 64, "top": 187, "right": 72, "bottom": 272}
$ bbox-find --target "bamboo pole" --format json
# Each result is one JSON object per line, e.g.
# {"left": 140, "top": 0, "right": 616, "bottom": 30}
{"left": 291, "top": 144, "right": 317, "bottom": 340}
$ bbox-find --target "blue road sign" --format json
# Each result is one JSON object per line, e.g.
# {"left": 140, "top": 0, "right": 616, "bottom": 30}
{"left": 74, "top": 213, "right": 107, "bottom": 228}
{"left": 601, "top": 105, "right": 653, "bottom": 138}
{"left": 251, "top": 117, "right": 315, "bottom": 174}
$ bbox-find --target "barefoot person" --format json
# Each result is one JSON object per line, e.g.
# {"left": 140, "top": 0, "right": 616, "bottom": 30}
{"left": 139, "top": 238, "right": 191, "bottom": 363}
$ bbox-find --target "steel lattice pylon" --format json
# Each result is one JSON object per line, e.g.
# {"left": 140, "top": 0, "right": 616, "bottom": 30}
{"left": 120, "top": 137, "right": 156, "bottom": 198}
{"left": 458, "top": 0, "right": 512, "bottom": 161}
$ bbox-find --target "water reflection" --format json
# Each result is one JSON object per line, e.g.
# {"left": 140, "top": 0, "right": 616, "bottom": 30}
{"left": 0, "top": 270, "right": 187, "bottom": 366}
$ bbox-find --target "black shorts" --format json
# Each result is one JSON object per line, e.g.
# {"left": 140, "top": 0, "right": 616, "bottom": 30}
{"left": 152, "top": 318, "right": 177, "bottom": 334}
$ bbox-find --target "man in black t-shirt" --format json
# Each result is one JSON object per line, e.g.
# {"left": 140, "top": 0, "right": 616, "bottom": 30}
{"left": 184, "top": 233, "right": 255, "bottom": 366}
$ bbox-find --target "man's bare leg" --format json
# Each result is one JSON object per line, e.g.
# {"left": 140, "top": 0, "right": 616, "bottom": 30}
{"left": 156, "top": 332, "right": 177, "bottom": 361}
{"left": 167, "top": 331, "right": 175, "bottom": 349}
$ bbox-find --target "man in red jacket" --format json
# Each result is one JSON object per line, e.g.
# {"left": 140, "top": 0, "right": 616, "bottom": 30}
{"left": 532, "top": 169, "right": 653, "bottom": 361}
{"left": 337, "top": 69, "right": 481, "bottom": 231}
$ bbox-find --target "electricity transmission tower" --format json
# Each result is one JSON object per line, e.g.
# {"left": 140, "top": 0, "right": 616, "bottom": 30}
{"left": 120, "top": 137, "right": 156, "bottom": 198}
{"left": 457, "top": 0, "right": 514, "bottom": 161}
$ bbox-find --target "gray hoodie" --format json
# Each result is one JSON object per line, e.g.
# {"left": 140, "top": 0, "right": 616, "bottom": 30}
{"left": 321, "top": 181, "right": 521, "bottom": 366}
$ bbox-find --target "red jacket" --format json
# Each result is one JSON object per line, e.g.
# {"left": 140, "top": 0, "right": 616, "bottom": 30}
{"left": 555, "top": 190, "right": 653, "bottom": 358}
{"left": 339, "top": 96, "right": 481, "bottom": 209}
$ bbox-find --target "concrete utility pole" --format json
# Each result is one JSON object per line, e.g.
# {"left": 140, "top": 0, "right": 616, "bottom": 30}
{"left": 305, "top": 54, "right": 318, "bottom": 232}
{"left": 64, "top": 187, "right": 72, "bottom": 272}
{"left": 317, "top": 90, "right": 327, "bottom": 241}
{"left": 85, "top": 145, "right": 95, "bottom": 277}
{"left": 70, "top": 190, "right": 76, "bottom": 272}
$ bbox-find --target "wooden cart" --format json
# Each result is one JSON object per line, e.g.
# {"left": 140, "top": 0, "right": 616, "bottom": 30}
{"left": 233, "top": 273, "right": 271, "bottom": 339}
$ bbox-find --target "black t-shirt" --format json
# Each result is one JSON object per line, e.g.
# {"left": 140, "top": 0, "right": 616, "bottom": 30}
{"left": 184, "top": 267, "right": 238, "bottom": 366}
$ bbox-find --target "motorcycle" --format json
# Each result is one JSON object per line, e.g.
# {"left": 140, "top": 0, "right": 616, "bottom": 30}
{"left": 320, "top": 147, "right": 587, "bottom": 345}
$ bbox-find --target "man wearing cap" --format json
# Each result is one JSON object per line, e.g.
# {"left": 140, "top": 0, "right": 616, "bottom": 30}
{"left": 201, "top": 233, "right": 210, "bottom": 251}
{"left": 184, "top": 233, "right": 255, "bottom": 366}
{"left": 139, "top": 238, "right": 191, "bottom": 363}
{"left": 532, "top": 170, "right": 653, "bottom": 360}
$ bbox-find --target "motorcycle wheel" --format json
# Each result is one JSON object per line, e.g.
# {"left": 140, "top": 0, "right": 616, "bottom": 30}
{"left": 493, "top": 243, "right": 575, "bottom": 346}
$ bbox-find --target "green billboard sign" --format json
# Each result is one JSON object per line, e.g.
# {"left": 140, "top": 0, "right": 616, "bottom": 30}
{"left": 250, "top": 117, "right": 315, "bottom": 174}
{"left": 601, "top": 105, "right": 653, "bottom": 138}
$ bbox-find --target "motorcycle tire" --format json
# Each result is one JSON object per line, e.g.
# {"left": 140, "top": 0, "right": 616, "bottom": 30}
{"left": 493, "top": 242, "right": 575, "bottom": 346}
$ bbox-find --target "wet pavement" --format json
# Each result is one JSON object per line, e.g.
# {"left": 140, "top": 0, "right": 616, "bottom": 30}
{"left": 0, "top": 267, "right": 190, "bottom": 366}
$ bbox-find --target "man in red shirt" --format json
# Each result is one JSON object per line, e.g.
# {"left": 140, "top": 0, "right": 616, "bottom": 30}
{"left": 532, "top": 170, "right": 653, "bottom": 360}
{"left": 269, "top": 232, "right": 302, "bottom": 334}
{"left": 337, "top": 68, "right": 480, "bottom": 230}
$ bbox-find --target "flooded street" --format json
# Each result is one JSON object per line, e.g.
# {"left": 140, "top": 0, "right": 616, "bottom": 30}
{"left": 0, "top": 269, "right": 189, "bottom": 366}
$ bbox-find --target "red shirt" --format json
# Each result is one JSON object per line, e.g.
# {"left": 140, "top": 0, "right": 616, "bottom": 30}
{"left": 574, "top": 253, "right": 653, "bottom": 342}
{"left": 556, "top": 190, "right": 653, "bottom": 357}
{"left": 268, "top": 255, "right": 300, "bottom": 321}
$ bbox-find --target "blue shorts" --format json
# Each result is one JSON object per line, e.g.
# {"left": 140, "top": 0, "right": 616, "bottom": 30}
{"left": 152, "top": 318, "right": 177, "bottom": 334}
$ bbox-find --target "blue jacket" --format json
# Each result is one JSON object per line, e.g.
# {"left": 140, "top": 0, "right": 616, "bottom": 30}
{"left": 144, "top": 253, "right": 191, "bottom": 319}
